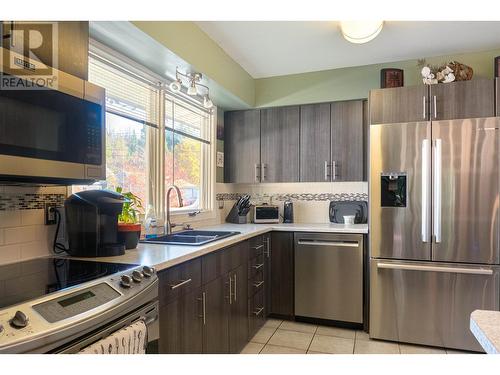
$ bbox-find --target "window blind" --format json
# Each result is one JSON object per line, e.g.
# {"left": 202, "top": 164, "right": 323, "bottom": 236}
{"left": 89, "top": 55, "right": 160, "bottom": 128}
{"left": 165, "top": 95, "right": 211, "bottom": 144}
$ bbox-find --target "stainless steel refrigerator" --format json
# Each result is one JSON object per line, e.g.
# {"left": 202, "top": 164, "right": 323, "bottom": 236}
{"left": 369, "top": 116, "right": 500, "bottom": 351}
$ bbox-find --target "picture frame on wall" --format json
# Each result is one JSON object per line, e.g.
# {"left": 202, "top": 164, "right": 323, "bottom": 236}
{"left": 495, "top": 56, "right": 500, "bottom": 78}
{"left": 380, "top": 68, "right": 404, "bottom": 88}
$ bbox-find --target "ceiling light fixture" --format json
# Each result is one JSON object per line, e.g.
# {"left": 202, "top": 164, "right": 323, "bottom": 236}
{"left": 340, "top": 21, "right": 384, "bottom": 44}
{"left": 168, "top": 67, "right": 213, "bottom": 109}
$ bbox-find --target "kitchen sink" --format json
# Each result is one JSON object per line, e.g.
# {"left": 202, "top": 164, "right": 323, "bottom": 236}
{"left": 140, "top": 230, "right": 241, "bottom": 246}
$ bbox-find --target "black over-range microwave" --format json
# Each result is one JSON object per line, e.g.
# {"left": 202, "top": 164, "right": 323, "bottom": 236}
{"left": 0, "top": 48, "right": 105, "bottom": 184}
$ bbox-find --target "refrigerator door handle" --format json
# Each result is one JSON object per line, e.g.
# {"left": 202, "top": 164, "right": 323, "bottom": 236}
{"left": 421, "top": 139, "right": 430, "bottom": 242}
{"left": 433, "top": 139, "right": 442, "bottom": 243}
{"left": 377, "top": 262, "right": 493, "bottom": 275}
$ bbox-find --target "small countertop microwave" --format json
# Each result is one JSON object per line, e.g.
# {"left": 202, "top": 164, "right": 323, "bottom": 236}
{"left": 0, "top": 47, "right": 105, "bottom": 184}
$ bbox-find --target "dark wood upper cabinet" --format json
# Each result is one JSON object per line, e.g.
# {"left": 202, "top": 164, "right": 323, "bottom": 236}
{"left": 370, "top": 85, "right": 429, "bottom": 124}
{"left": 159, "top": 288, "right": 203, "bottom": 354}
{"left": 331, "top": 100, "right": 365, "bottom": 182}
{"left": 224, "top": 110, "right": 261, "bottom": 183}
{"left": 2, "top": 21, "right": 89, "bottom": 80}
{"left": 260, "top": 106, "right": 300, "bottom": 182}
{"left": 269, "top": 232, "right": 294, "bottom": 318}
{"left": 299, "top": 103, "right": 331, "bottom": 182}
{"left": 496, "top": 78, "right": 500, "bottom": 117}
{"left": 430, "top": 79, "right": 495, "bottom": 120}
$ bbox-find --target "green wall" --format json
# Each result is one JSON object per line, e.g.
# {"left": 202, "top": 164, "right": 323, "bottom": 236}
{"left": 132, "top": 21, "right": 255, "bottom": 107}
{"left": 255, "top": 48, "right": 500, "bottom": 108}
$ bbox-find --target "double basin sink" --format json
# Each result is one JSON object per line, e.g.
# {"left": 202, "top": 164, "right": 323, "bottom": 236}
{"left": 140, "top": 230, "right": 241, "bottom": 246}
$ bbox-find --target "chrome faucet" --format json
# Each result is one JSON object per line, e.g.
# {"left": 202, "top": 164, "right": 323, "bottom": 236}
{"left": 165, "top": 184, "right": 184, "bottom": 235}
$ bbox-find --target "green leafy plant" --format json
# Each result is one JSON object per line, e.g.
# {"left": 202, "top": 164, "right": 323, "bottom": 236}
{"left": 116, "top": 187, "right": 143, "bottom": 224}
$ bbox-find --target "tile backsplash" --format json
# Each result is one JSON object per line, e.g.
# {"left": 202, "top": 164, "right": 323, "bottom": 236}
{"left": 215, "top": 181, "right": 368, "bottom": 224}
{"left": 0, "top": 186, "right": 66, "bottom": 265}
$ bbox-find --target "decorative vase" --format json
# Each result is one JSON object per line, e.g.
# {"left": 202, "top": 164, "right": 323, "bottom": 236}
{"left": 117, "top": 223, "right": 141, "bottom": 250}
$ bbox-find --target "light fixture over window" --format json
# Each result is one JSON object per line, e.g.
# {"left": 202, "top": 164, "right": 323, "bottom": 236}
{"left": 340, "top": 21, "right": 384, "bottom": 44}
{"left": 168, "top": 67, "right": 213, "bottom": 109}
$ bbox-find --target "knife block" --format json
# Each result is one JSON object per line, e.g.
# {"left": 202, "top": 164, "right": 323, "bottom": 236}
{"left": 225, "top": 202, "right": 248, "bottom": 224}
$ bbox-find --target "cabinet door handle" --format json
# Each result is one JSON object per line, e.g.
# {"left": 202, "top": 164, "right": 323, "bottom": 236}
{"left": 422, "top": 96, "right": 426, "bottom": 119}
{"left": 324, "top": 161, "right": 331, "bottom": 181}
{"left": 169, "top": 278, "right": 192, "bottom": 290}
{"left": 253, "top": 280, "right": 264, "bottom": 288}
{"left": 264, "top": 237, "right": 270, "bottom": 258}
{"left": 197, "top": 292, "right": 206, "bottom": 325}
{"left": 433, "top": 95, "right": 437, "bottom": 119}
{"left": 253, "top": 307, "right": 265, "bottom": 316}
{"left": 252, "top": 244, "right": 264, "bottom": 250}
{"left": 227, "top": 276, "right": 232, "bottom": 305}
{"left": 252, "top": 263, "right": 264, "bottom": 270}
{"left": 233, "top": 273, "right": 237, "bottom": 302}
{"left": 332, "top": 161, "right": 337, "bottom": 181}
{"left": 261, "top": 163, "right": 267, "bottom": 182}
{"left": 254, "top": 164, "right": 261, "bottom": 182}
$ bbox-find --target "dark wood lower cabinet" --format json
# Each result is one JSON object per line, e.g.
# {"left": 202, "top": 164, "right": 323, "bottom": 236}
{"left": 159, "top": 287, "right": 203, "bottom": 354}
{"left": 229, "top": 264, "right": 248, "bottom": 353}
{"left": 202, "top": 275, "right": 230, "bottom": 353}
{"left": 270, "top": 232, "right": 294, "bottom": 318}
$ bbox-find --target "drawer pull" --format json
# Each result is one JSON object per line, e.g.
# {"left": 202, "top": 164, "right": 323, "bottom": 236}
{"left": 253, "top": 307, "right": 264, "bottom": 316}
{"left": 252, "top": 263, "right": 264, "bottom": 270}
{"left": 169, "top": 278, "right": 192, "bottom": 289}
{"left": 197, "top": 292, "right": 206, "bottom": 325}
{"left": 252, "top": 244, "right": 264, "bottom": 250}
{"left": 253, "top": 280, "right": 264, "bottom": 288}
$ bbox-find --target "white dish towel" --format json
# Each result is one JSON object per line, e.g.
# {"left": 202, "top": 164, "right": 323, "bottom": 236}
{"left": 79, "top": 320, "right": 147, "bottom": 354}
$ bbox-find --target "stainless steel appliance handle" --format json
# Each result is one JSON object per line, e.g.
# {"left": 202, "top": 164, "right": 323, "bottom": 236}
{"left": 422, "top": 96, "right": 426, "bottom": 119}
{"left": 421, "top": 139, "right": 430, "bottom": 242}
{"left": 433, "top": 139, "right": 442, "bottom": 243}
{"left": 297, "top": 240, "right": 359, "bottom": 248}
{"left": 332, "top": 161, "right": 337, "bottom": 181}
{"left": 169, "top": 279, "right": 192, "bottom": 290}
{"left": 324, "top": 161, "right": 331, "bottom": 181}
{"left": 254, "top": 164, "right": 260, "bottom": 182}
{"left": 433, "top": 95, "right": 437, "bottom": 119}
{"left": 377, "top": 262, "right": 493, "bottom": 275}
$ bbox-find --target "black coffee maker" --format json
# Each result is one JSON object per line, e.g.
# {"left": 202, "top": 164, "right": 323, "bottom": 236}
{"left": 65, "top": 190, "right": 126, "bottom": 257}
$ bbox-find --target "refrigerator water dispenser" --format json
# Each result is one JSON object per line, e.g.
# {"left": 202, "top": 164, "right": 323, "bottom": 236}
{"left": 381, "top": 173, "right": 407, "bottom": 207}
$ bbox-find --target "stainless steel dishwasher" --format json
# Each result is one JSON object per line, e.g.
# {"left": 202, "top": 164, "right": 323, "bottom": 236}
{"left": 294, "top": 232, "right": 363, "bottom": 323}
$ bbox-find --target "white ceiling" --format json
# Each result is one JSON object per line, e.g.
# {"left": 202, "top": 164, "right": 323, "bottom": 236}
{"left": 196, "top": 21, "right": 500, "bottom": 78}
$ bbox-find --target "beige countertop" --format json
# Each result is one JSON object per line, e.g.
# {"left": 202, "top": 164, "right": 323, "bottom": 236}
{"left": 470, "top": 310, "right": 500, "bottom": 354}
{"left": 72, "top": 222, "right": 368, "bottom": 271}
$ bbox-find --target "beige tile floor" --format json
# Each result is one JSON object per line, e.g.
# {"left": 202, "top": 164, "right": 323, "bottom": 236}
{"left": 241, "top": 319, "right": 477, "bottom": 354}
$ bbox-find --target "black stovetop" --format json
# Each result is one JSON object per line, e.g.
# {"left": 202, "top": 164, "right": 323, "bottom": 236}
{"left": 0, "top": 258, "right": 137, "bottom": 309}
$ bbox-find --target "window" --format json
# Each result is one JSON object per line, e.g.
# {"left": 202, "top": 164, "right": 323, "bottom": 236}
{"left": 74, "top": 44, "right": 215, "bottom": 221}
{"left": 165, "top": 96, "right": 212, "bottom": 211}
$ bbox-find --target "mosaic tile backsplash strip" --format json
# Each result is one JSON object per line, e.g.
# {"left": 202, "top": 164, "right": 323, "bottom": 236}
{"left": 216, "top": 192, "right": 369, "bottom": 202}
{"left": 0, "top": 193, "right": 65, "bottom": 211}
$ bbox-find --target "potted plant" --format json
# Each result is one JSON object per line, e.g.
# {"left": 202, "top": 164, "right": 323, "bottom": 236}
{"left": 116, "top": 187, "right": 143, "bottom": 250}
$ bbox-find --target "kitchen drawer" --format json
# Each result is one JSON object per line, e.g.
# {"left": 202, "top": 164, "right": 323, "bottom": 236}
{"left": 202, "top": 242, "right": 249, "bottom": 285}
{"left": 248, "top": 253, "right": 265, "bottom": 280}
{"left": 248, "top": 269, "right": 265, "bottom": 297}
{"left": 248, "top": 288, "right": 266, "bottom": 339}
{"left": 248, "top": 236, "right": 264, "bottom": 259}
{"left": 159, "top": 258, "right": 202, "bottom": 306}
